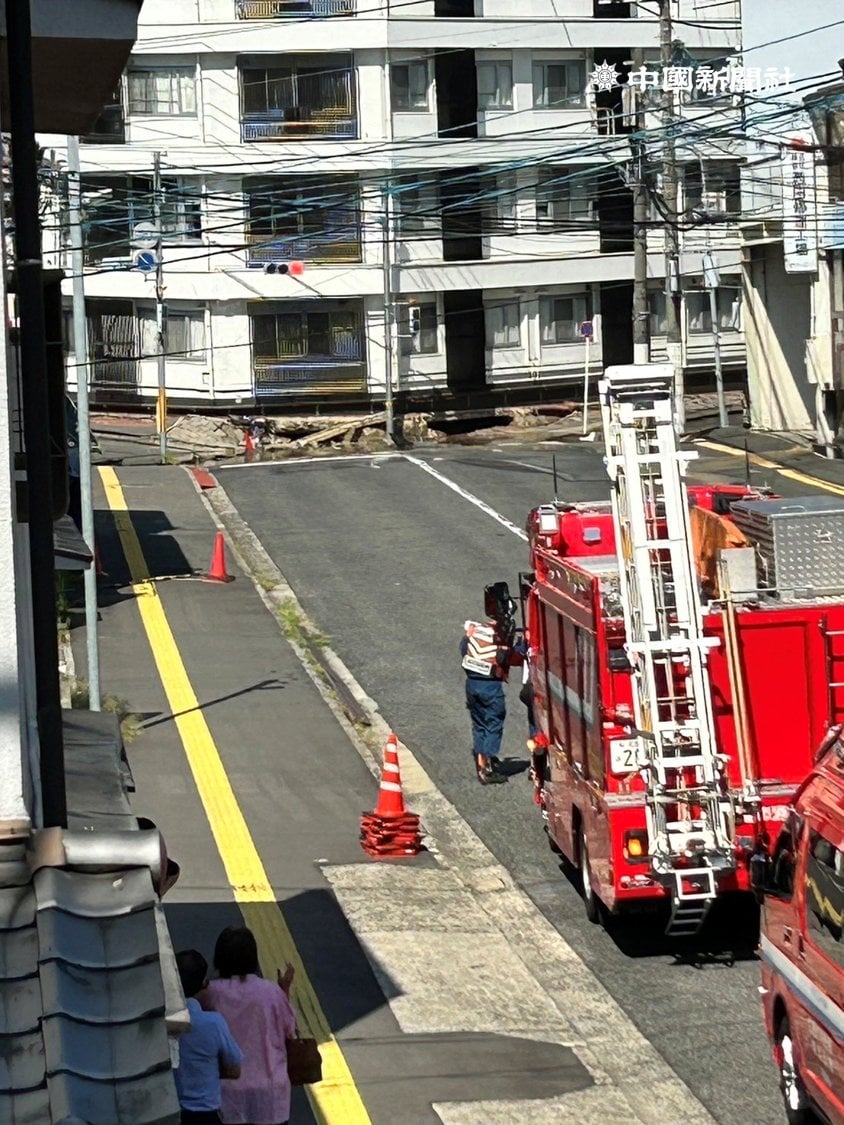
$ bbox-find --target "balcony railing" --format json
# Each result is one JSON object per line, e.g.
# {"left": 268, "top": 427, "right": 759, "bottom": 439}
{"left": 237, "top": 0, "right": 355, "bottom": 15}
{"left": 254, "top": 360, "right": 367, "bottom": 396}
{"left": 246, "top": 234, "right": 360, "bottom": 264}
{"left": 241, "top": 109, "right": 357, "bottom": 141}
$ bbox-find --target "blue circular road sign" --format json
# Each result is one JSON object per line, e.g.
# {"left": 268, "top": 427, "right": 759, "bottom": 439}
{"left": 134, "top": 250, "right": 158, "bottom": 272}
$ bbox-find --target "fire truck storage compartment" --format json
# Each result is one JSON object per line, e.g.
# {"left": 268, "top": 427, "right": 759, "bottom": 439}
{"left": 729, "top": 496, "right": 844, "bottom": 595}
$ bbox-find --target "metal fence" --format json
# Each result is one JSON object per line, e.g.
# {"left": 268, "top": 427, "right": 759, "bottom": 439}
{"left": 245, "top": 234, "right": 360, "bottom": 264}
{"left": 237, "top": 0, "right": 355, "bottom": 14}
{"left": 241, "top": 111, "right": 357, "bottom": 140}
{"left": 254, "top": 360, "right": 367, "bottom": 396}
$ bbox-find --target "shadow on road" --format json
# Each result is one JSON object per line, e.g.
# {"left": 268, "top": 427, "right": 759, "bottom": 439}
{"left": 163, "top": 890, "right": 594, "bottom": 1124}
{"left": 140, "top": 677, "right": 289, "bottom": 729}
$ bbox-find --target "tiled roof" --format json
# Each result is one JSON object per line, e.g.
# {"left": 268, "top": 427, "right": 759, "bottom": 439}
{"left": 0, "top": 847, "right": 182, "bottom": 1124}
{"left": 0, "top": 710, "right": 188, "bottom": 1122}
{"left": 63, "top": 709, "right": 136, "bottom": 833}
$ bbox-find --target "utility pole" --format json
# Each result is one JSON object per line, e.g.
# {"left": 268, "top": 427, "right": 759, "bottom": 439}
{"left": 702, "top": 249, "right": 727, "bottom": 428}
{"left": 660, "top": 0, "right": 684, "bottom": 431}
{"left": 631, "top": 49, "right": 650, "bottom": 365}
{"left": 66, "top": 136, "right": 100, "bottom": 710}
{"left": 153, "top": 152, "right": 167, "bottom": 464}
{"left": 381, "top": 184, "right": 395, "bottom": 443}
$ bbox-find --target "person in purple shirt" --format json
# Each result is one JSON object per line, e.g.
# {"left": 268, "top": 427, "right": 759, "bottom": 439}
{"left": 175, "top": 950, "right": 244, "bottom": 1125}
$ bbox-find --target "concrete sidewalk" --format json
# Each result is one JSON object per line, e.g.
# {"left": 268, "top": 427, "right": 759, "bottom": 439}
{"left": 69, "top": 464, "right": 672, "bottom": 1124}
{"left": 693, "top": 425, "right": 844, "bottom": 492}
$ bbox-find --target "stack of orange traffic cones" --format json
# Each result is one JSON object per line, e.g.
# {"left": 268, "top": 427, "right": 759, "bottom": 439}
{"left": 360, "top": 733, "right": 423, "bottom": 858}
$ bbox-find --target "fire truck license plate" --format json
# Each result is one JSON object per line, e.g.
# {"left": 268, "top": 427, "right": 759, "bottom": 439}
{"left": 610, "top": 739, "right": 639, "bottom": 774}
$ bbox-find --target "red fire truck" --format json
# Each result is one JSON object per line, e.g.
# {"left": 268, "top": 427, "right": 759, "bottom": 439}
{"left": 758, "top": 726, "right": 844, "bottom": 1124}
{"left": 524, "top": 365, "right": 844, "bottom": 935}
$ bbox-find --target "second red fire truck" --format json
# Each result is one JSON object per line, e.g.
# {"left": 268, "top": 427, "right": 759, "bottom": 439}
{"left": 523, "top": 364, "right": 844, "bottom": 935}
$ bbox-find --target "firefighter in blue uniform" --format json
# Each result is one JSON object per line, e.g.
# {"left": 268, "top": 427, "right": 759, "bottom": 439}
{"left": 461, "top": 597, "right": 523, "bottom": 785}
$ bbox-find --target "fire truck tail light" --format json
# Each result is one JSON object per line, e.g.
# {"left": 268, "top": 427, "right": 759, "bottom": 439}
{"left": 623, "top": 829, "right": 649, "bottom": 861}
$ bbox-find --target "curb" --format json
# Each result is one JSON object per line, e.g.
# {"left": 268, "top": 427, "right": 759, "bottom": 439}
{"left": 183, "top": 465, "right": 716, "bottom": 1125}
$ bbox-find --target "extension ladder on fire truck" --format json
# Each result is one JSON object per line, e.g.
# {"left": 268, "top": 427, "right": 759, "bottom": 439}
{"left": 600, "top": 365, "right": 735, "bottom": 937}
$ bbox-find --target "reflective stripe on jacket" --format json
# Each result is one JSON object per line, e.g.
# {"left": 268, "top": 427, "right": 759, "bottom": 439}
{"left": 462, "top": 621, "right": 502, "bottom": 679}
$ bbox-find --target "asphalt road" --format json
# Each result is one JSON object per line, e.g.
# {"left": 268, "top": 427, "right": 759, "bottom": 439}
{"left": 216, "top": 437, "right": 816, "bottom": 1125}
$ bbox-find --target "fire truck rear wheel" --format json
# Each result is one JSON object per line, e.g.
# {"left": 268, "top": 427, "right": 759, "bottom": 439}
{"left": 775, "top": 1017, "right": 811, "bottom": 1123}
{"left": 579, "top": 829, "right": 601, "bottom": 924}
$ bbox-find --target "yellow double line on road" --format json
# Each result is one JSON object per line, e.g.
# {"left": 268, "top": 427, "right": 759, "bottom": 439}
{"left": 99, "top": 466, "right": 370, "bottom": 1125}
{"left": 697, "top": 439, "right": 844, "bottom": 497}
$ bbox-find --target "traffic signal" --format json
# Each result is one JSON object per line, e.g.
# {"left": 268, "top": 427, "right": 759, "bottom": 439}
{"left": 408, "top": 305, "right": 421, "bottom": 334}
{"left": 264, "top": 261, "right": 305, "bottom": 276}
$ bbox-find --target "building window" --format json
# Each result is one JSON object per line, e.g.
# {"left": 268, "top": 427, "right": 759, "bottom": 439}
{"left": 391, "top": 62, "right": 430, "bottom": 111}
{"left": 81, "top": 175, "right": 201, "bottom": 262}
{"left": 535, "top": 170, "right": 593, "bottom": 227}
{"left": 82, "top": 85, "right": 125, "bottom": 143}
{"left": 703, "top": 161, "right": 741, "bottom": 214}
{"left": 394, "top": 178, "right": 439, "bottom": 236}
{"left": 127, "top": 68, "right": 197, "bottom": 116}
{"left": 245, "top": 175, "right": 360, "bottom": 262}
{"left": 167, "top": 312, "right": 207, "bottom": 360}
{"left": 486, "top": 301, "right": 521, "bottom": 348}
{"left": 477, "top": 62, "right": 513, "bottom": 109}
{"left": 493, "top": 172, "right": 518, "bottom": 231}
{"left": 683, "top": 58, "right": 737, "bottom": 107}
{"left": 160, "top": 182, "right": 202, "bottom": 242}
{"left": 532, "top": 61, "right": 585, "bottom": 108}
{"left": 62, "top": 309, "right": 75, "bottom": 355}
{"left": 684, "top": 161, "right": 741, "bottom": 216}
{"left": 240, "top": 55, "right": 356, "bottom": 140}
{"left": 687, "top": 283, "right": 741, "bottom": 334}
{"left": 141, "top": 309, "right": 207, "bottom": 361}
{"left": 400, "top": 302, "right": 438, "bottom": 355}
{"left": 252, "top": 309, "right": 363, "bottom": 360}
{"left": 540, "top": 294, "right": 591, "bottom": 344}
{"left": 648, "top": 289, "right": 668, "bottom": 336}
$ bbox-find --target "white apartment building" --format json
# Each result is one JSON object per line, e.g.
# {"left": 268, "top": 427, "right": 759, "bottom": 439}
{"left": 43, "top": 0, "right": 745, "bottom": 409}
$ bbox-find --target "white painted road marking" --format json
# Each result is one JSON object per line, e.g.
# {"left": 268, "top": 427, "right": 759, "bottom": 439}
{"left": 402, "top": 453, "right": 529, "bottom": 541}
{"left": 220, "top": 452, "right": 400, "bottom": 470}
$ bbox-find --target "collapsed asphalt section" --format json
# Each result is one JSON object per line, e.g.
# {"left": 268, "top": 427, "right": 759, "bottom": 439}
{"left": 194, "top": 464, "right": 716, "bottom": 1125}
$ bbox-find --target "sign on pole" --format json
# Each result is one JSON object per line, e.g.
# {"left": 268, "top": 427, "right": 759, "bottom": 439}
{"left": 131, "top": 222, "right": 159, "bottom": 251}
{"left": 580, "top": 320, "right": 594, "bottom": 338}
{"left": 133, "top": 249, "right": 158, "bottom": 272}
{"left": 782, "top": 136, "right": 818, "bottom": 274}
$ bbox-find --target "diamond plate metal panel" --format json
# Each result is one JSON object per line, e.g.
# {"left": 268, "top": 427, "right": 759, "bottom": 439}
{"left": 731, "top": 496, "right": 844, "bottom": 592}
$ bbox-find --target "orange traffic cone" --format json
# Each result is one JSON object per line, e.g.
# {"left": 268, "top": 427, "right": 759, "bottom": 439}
{"left": 244, "top": 430, "right": 256, "bottom": 461}
{"left": 372, "top": 733, "right": 406, "bottom": 819}
{"left": 205, "top": 532, "right": 234, "bottom": 583}
{"left": 360, "top": 733, "right": 423, "bottom": 858}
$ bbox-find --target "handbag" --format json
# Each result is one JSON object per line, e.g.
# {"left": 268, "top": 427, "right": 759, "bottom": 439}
{"left": 286, "top": 1033, "right": 322, "bottom": 1086}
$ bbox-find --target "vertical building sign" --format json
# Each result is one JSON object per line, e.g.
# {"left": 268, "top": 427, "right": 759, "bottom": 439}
{"left": 783, "top": 136, "right": 818, "bottom": 273}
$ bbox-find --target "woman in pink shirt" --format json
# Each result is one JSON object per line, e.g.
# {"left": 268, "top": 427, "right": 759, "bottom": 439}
{"left": 202, "top": 927, "right": 297, "bottom": 1125}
